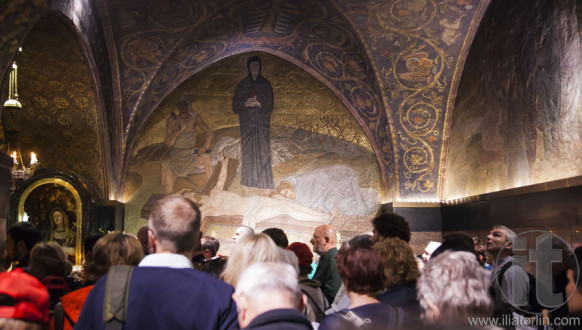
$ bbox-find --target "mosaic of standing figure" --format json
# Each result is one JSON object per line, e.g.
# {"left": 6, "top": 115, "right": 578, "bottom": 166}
{"left": 233, "top": 56, "right": 275, "bottom": 195}
{"left": 127, "top": 53, "right": 384, "bottom": 243}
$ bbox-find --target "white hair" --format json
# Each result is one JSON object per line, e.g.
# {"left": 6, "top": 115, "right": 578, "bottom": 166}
{"left": 417, "top": 251, "right": 493, "bottom": 324}
{"left": 236, "top": 225, "right": 255, "bottom": 236}
{"left": 235, "top": 262, "right": 299, "bottom": 304}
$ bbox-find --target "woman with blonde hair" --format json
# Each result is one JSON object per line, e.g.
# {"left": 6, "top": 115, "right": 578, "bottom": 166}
{"left": 57, "top": 232, "right": 144, "bottom": 330}
{"left": 221, "top": 233, "right": 283, "bottom": 287}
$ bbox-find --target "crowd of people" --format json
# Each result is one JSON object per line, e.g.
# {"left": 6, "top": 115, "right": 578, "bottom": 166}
{"left": 2, "top": 196, "right": 582, "bottom": 330}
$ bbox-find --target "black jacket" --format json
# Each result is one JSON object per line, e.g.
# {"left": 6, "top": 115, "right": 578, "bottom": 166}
{"left": 245, "top": 308, "right": 313, "bottom": 330}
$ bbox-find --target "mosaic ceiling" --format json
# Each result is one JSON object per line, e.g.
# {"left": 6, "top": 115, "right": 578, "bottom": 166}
{"left": 0, "top": 0, "right": 492, "bottom": 201}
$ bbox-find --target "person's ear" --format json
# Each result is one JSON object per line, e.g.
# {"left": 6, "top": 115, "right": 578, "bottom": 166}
{"left": 203, "top": 249, "right": 211, "bottom": 259}
{"left": 504, "top": 239, "right": 513, "bottom": 252}
{"left": 425, "top": 300, "right": 441, "bottom": 323}
{"left": 298, "top": 293, "right": 307, "bottom": 312}
{"left": 232, "top": 293, "right": 248, "bottom": 326}
{"left": 148, "top": 230, "right": 157, "bottom": 254}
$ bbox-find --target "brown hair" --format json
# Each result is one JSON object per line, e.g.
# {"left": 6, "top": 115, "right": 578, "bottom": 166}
{"left": 28, "top": 242, "right": 72, "bottom": 280}
{"left": 372, "top": 237, "right": 419, "bottom": 288}
{"left": 83, "top": 232, "right": 144, "bottom": 285}
{"left": 336, "top": 247, "right": 385, "bottom": 295}
{"left": 371, "top": 213, "right": 410, "bottom": 242}
{"left": 28, "top": 242, "right": 73, "bottom": 312}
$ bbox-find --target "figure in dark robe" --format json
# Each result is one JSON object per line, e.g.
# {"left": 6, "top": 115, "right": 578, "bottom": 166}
{"left": 232, "top": 56, "right": 275, "bottom": 192}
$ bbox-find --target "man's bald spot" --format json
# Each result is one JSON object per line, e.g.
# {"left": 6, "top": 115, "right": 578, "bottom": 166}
{"left": 149, "top": 195, "right": 201, "bottom": 253}
{"left": 315, "top": 225, "right": 337, "bottom": 244}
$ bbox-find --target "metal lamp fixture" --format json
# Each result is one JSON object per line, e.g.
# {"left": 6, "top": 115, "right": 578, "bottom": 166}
{"left": 7, "top": 130, "right": 39, "bottom": 192}
{"left": 3, "top": 47, "right": 39, "bottom": 191}
{"left": 4, "top": 60, "right": 22, "bottom": 110}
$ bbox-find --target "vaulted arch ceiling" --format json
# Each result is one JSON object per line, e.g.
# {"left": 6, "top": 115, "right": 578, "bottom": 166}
{"left": 100, "top": 0, "right": 395, "bottom": 199}
{"left": 0, "top": 0, "right": 491, "bottom": 201}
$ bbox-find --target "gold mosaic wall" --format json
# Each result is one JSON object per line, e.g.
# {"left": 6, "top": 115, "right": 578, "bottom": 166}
{"left": 2, "top": 16, "right": 105, "bottom": 197}
{"left": 125, "top": 52, "right": 384, "bottom": 235}
{"left": 135, "top": 52, "right": 371, "bottom": 153}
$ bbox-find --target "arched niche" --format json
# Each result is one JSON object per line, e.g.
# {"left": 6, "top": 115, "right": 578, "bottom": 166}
{"left": 8, "top": 169, "right": 95, "bottom": 265}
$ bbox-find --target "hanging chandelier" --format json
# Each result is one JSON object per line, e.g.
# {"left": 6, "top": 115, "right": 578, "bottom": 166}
{"left": 4, "top": 57, "right": 22, "bottom": 110}
{"left": 6, "top": 131, "right": 39, "bottom": 192}
{"left": 3, "top": 48, "right": 39, "bottom": 191}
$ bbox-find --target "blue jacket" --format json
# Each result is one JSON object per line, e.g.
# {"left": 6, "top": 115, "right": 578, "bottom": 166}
{"left": 75, "top": 267, "right": 238, "bottom": 330}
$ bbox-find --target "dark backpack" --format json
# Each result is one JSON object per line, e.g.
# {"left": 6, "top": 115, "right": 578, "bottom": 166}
{"left": 41, "top": 276, "right": 70, "bottom": 311}
{"left": 300, "top": 287, "right": 329, "bottom": 322}
{"left": 103, "top": 265, "right": 135, "bottom": 330}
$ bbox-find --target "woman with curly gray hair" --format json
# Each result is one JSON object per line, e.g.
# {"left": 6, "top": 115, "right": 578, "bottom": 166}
{"left": 417, "top": 250, "right": 498, "bottom": 328}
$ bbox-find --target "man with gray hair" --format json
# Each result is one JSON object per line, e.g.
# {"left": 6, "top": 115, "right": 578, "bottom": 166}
{"left": 201, "top": 235, "right": 221, "bottom": 260}
{"left": 77, "top": 195, "right": 238, "bottom": 329}
{"left": 486, "top": 225, "right": 531, "bottom": 327}
{"left": 232, "top": 262, "right": 312, "bottom": 329}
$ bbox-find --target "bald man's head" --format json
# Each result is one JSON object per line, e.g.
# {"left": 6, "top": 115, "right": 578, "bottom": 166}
{"left": 311, "top": 225, "right": 337, "bottom": 256}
